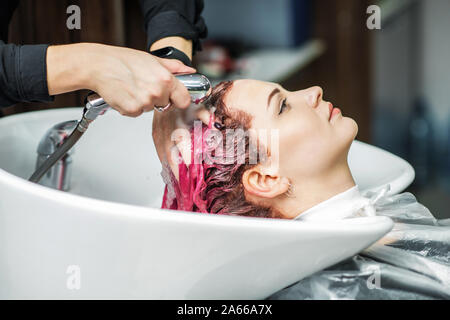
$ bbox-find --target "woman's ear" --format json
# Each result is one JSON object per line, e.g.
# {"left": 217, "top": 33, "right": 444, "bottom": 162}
{"left": 242, "top": 165, "right": 290, "bottom": 199}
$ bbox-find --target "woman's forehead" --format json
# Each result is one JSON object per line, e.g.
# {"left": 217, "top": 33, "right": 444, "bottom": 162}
{"left": 233, "top": 79, "right": 274, "bottom": 93}
{"left": 225, "top": 79, "right": 275, "bottom": 112}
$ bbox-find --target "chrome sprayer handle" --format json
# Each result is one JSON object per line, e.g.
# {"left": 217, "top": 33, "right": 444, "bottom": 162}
{"left": 78, "top": 92, "right": 111, "bottom": 132}
{"left": 175, "top": 73, "right": 212, "bottom": 104}
{"left": 82, "top": 73, "right": 212, "bottom": 121}
{"left": 84, "top": 93, "right": 110, "bottom": 121}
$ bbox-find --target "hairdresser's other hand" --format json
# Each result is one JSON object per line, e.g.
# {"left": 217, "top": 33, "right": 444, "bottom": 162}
{"left": 46, "top": 43, "right": 196, "bottom": 117}
{"left": 152, "top": 103, "right": 210, "bottom": 177}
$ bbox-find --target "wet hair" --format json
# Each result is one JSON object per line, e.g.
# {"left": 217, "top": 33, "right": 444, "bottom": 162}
{"left": 161, "top": 81, "right": 282, "bottom": 218}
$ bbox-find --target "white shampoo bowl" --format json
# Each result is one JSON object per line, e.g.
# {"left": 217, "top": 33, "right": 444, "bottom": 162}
{"left": 0, "top": 108, "right": 411, "bottom": 299}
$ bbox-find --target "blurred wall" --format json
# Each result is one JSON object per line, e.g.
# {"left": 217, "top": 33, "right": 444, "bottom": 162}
{"left": 373, "top": 0, "right": 450, "bottom": 164}
{"left": 203, "top": 0, "right": 293, "bottom": 47}
{"left": 202, "top": 0, "right": 310, "bottom": 48}
{"left": 372, "top": 0, "right": 450, "bottom": 217}
{"left": 372, "top": 2, "right": 416, "bottom": 158}
{"left": 421, "top": 0, "right": 450, "bottom": 160}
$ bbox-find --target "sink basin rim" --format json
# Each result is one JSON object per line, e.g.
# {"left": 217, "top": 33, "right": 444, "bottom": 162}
{"left": 0, "top": 165, "right": 394, "bottom": 233}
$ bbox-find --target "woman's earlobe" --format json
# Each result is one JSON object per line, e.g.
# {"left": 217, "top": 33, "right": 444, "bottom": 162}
{"left": 242, "top": 167, "right": 290, "bottom": 199}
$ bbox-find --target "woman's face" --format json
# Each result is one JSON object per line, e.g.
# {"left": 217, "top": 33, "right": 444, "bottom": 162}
{"left": 223, "top": 79, "right": 358, "bottom": 183}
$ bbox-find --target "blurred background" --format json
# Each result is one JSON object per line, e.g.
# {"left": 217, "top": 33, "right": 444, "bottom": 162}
{"left": 1, "top": 0, "right": 449, "bottom": 218}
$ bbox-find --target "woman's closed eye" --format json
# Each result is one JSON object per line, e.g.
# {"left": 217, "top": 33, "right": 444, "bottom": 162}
{"left": 278, "top": 98, "right": 290, "bottom": 115}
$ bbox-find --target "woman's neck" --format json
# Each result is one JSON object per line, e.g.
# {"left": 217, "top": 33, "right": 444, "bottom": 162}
{"left": 276, "top": 161, "right": 356, "bottom": 219}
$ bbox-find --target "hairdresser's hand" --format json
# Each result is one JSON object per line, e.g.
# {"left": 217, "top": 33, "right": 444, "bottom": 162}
{"left": 152, "top": 103, "right": 211, "bottom": 180}
{"left": 46, "top": 43, "right": 196, "bottom": 117}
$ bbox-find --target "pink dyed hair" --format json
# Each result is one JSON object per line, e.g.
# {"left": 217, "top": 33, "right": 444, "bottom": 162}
{"left": 161, "top": 81, "right": 282, "bottom": 218}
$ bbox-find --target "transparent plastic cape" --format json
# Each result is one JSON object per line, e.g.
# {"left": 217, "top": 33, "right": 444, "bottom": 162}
{"left": 269, "top": 185, "right": 450, "bottom": 300}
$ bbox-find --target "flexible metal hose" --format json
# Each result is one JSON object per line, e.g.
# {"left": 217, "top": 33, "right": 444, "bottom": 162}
{"left": 29, "top": 124, "right": 84, "bottom": 183}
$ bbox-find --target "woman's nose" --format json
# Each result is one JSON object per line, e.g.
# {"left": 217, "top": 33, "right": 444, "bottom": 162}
{"left": 305, "top": 86, "right": 323, "bottom": 107}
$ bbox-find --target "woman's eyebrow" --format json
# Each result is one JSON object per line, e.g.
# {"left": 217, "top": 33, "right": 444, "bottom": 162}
{"left": 267, "top": 88, "right": 280, "bottom": 110}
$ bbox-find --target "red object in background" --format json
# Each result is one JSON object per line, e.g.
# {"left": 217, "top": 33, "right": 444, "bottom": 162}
{"left": 195, "top": 41, "right": 236, "bottom": 79}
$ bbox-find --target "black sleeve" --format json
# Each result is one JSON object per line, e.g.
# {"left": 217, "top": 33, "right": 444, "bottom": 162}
{"left": 0, "top": 41, "right": 54, "bottom": 108}
{"left": 139, "top": 0, "right": 207, "bottom": 55}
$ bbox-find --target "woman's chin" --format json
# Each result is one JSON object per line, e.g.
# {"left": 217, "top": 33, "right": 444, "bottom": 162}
{"left": 336, "top": 117, "right": 358, "bottom": 145}
{"left": 348, "top": 117, "right": 359, "bottom": 139}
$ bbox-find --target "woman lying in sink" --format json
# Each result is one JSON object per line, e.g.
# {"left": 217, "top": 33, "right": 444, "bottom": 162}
{"left": 152, "top": 80, "right": 450, "bottom": 299}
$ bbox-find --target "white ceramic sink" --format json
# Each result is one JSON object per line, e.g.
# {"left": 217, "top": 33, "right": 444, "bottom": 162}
{"left": 0, "top": 108, "right": 412, "bottom": 299}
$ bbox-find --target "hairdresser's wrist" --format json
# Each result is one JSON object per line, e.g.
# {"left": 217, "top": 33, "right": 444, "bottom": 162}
{"left": 80, "top": 43, "right": 124, "bottom": 93}
{"left": 46, "top": 42, "right": 118, "bottom": 95}
{"left": 46, "top": 43, "right": 94, "bottom": 95}
{"left": 150, "top": 36, "right": 193, "bottom": 63}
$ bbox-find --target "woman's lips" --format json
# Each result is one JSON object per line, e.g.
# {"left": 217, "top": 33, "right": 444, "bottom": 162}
{"left": 326, "top": 102, "right": 341, "bottom": 121}
{"left": 327, "top": 102, "right": 341, "bottom": 121}
{"left": 330, "top": 107, "right": 341, "bottom": 120}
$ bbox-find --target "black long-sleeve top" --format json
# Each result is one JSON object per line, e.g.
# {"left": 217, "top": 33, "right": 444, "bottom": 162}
{"left": 0, "top": 0, "right": 207, "bottom": 108}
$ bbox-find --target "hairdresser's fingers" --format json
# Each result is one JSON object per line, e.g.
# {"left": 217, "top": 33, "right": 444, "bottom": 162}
{"left": 157, "top": 57, "right": 196, "bottom": 75}
{"left": 151, "top": 88, "right": 171, "bottom": 111}
{"left": 152, "top": 58, "right": 195, "bottom": 109}
{"left": 119, "top": 99, "right": 145, "bottom": 118}
{"left": 142, "top": 104, "right": 154, "bottom": 113}
{"left": 146, "top": 72, "right": 172, "bottom": 109}
{"left": 169, "top": 77, "right": 191, "bottom": 109}
{"left": 101, "top": 88, "right": 145, "bottom": 118}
